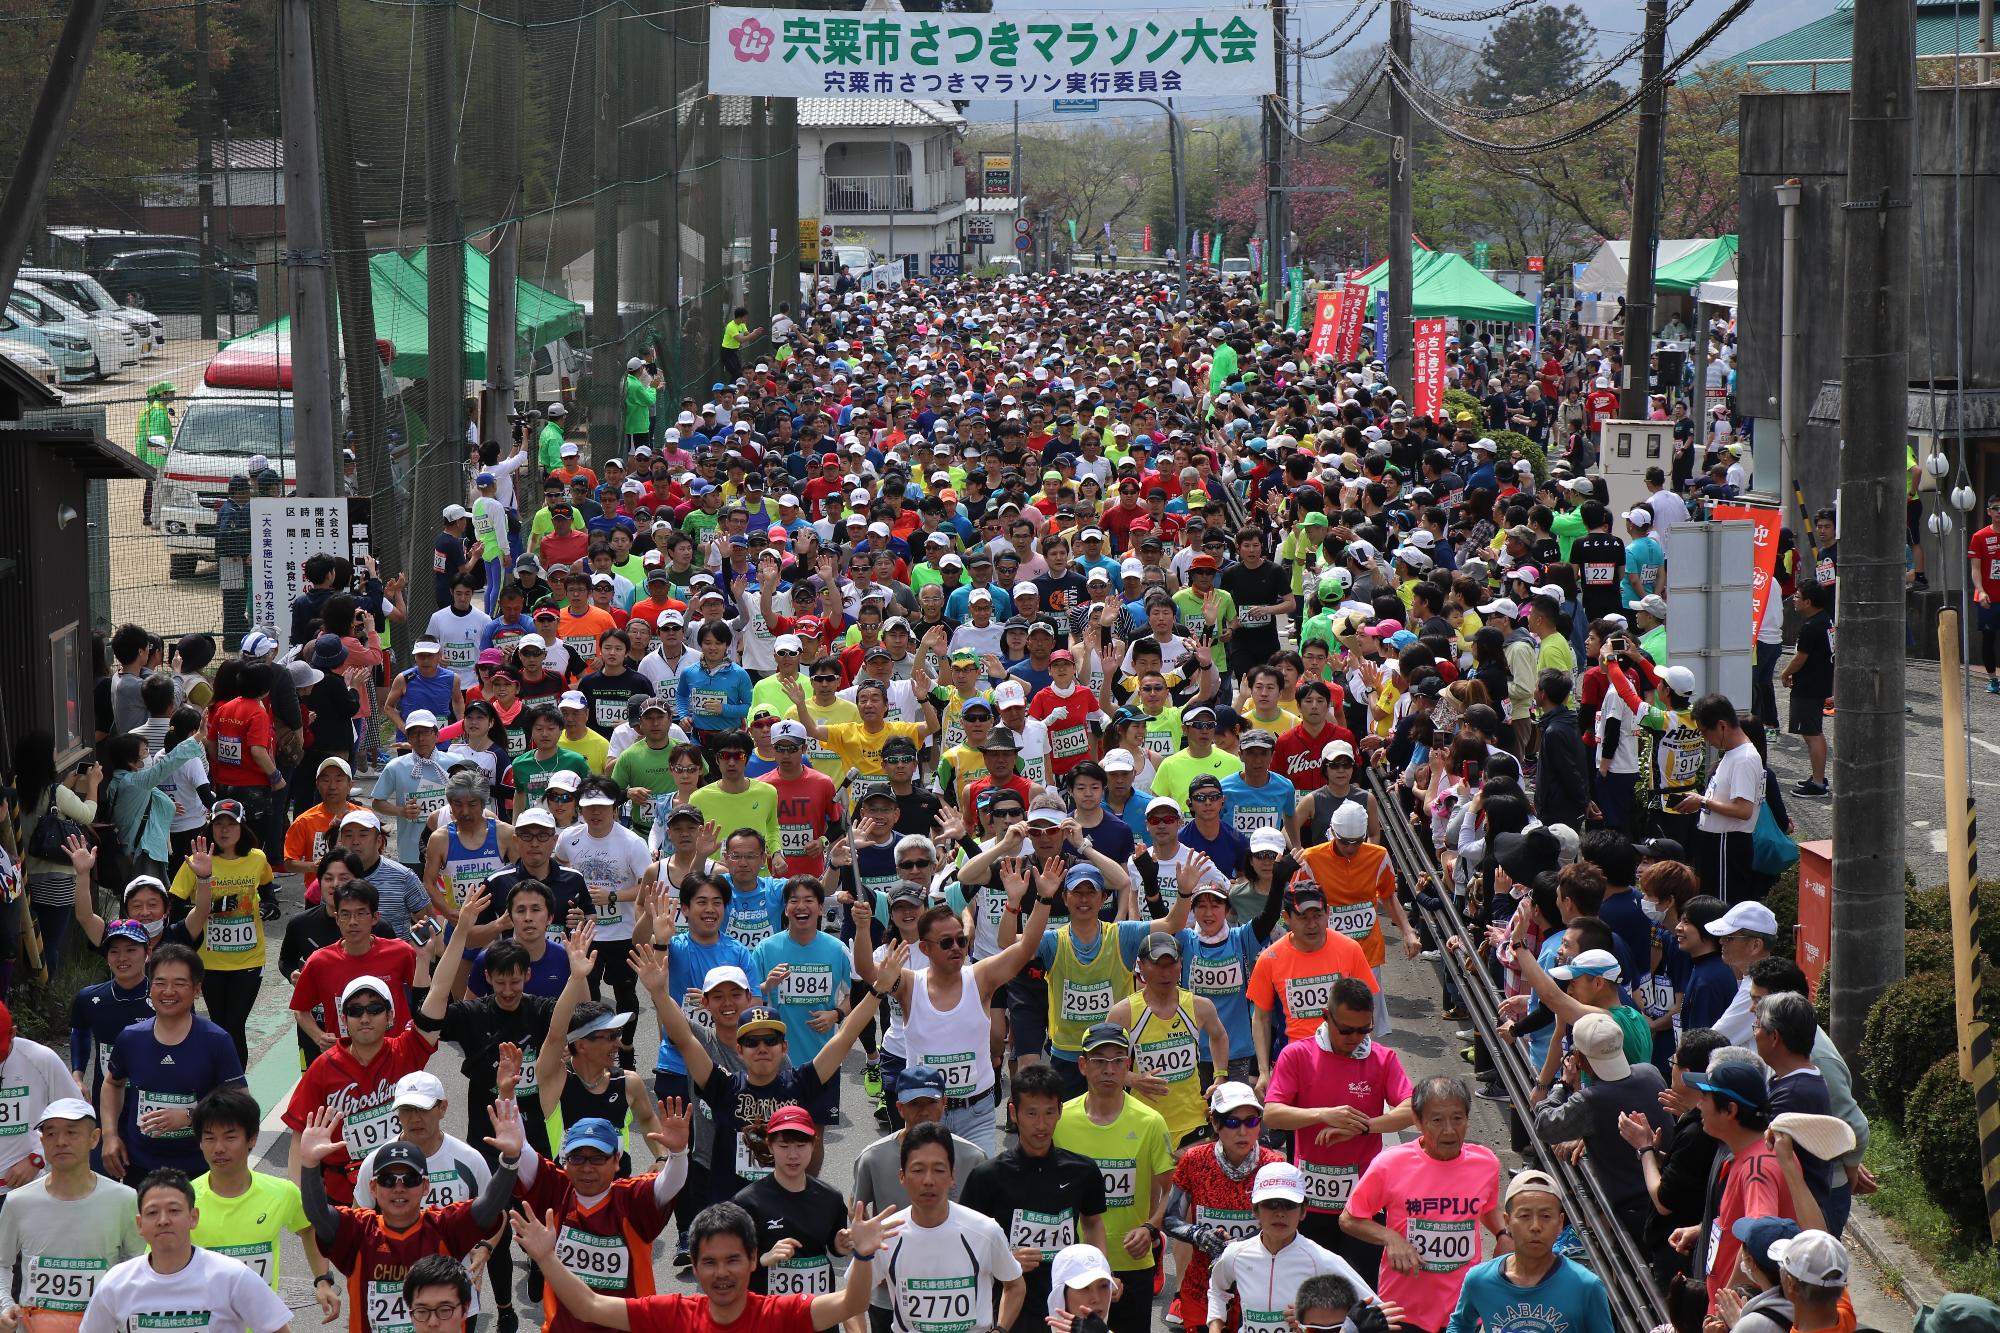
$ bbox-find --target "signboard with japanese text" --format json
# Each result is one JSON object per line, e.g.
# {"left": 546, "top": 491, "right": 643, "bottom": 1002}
{"left": 709, "top": 7, "right": 1278, "bottom": 100}
{"left": 1333, "top": 287, "right": 1368, "bottom": 364}
{"left": 250, "top": 498, "right": 372, "bottom": 643}
{"left": 799, "top": 218, "right": 821, "bottom": 264}
{"left": 1054, "top": 98, "right": 1100, "bottom": 113}
{"left": 929, "top": 253, "right": 963, "bottom": 277}
{"left": 983, "top": 154, "right": 1014, "bottom": 195}
{"left": 967, "top": 216, "right": 996, "bottom": 244}
{"left": 1710, "top": 500, "right": 1783, "bottom": 637}
{"left": 1412, "top": 317, "right": 1448, "bottom": 418}
{"left": 1287, "top": 267, "right": 1305, "bottom": 331}
{"left": 1307, "top": 292, "right": 1341, "bottom": 362}
{"left": 1372, "top": 291, "right": 1388, "bottom": 358}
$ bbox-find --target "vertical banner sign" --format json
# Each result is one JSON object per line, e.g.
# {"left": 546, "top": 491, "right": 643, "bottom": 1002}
{"left": 1287, "top": 267, "right": 1305, "bottom": 331}
{"left": 799, "top": 219, "right": 821, "bottom": 265}
{"left": 1307, "top": 291, "right": 1341, "bottom": 361}
{"left": 1142, "top": 224, "right": 1153, "bottom": 254}
{"left": 982, "top": 154, "right": 1014, "bottom": 196}
{"left": 1472, "top": 241, "right": 1489, "bottom": 269}
{"left": 1372, "top": 291, "right": 1388, "bottom": 359}
{"left": 1710, "top": 501, "right": 1782, "bottom": 635}
{"left": 250, "top": 498, "right": 370, "bottom": 640}
{"left": 1210, "top": 232, "right": 1223, "bottom": 265}
{"left": 1333, "top": 287, "right": 1369, "bottom": 363}
{"left": 1066, "top": 218, "right": 1079, "bottom": 244}
{"left": 1412, "top": 317, "right": 1448, "bottom": 418}
{"left": 1532, "top": 289, "right": 1543, "bottom": 349}
{"left": 1247, "top": 239, "right": 1262, "bottom": 273}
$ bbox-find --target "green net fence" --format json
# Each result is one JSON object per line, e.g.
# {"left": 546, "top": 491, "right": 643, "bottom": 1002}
{"left": 10, "top": 0, "right": 798, "bottom": 646}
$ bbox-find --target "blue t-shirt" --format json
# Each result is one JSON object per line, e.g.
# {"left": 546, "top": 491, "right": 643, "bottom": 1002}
{"left": 1445, "top": 1255, "right": 1613, "bottom": 1333}
{"left": 1110, "top": 786, "right": 1155, "bottom": 843}
{"left": 750, "top": 930, "right": 854, "bottom": 1064}
{"left": 1219, "top": 771, "right": 1297, "bottom": 839}
{"left": 1624, "top": 535, "right": 1665, "bottom": 605}
{"left": 657, "top": 932, "right": 761, "bottom": 1074}
{"left": 1680, "top": 952, "right": 1739, "bottom": 1034}
{"left": 373, "top": 750, "right": 454, "bottom": 866}
{"left": 1180, "top": 821, "right": 1251, "bottom": 880}
{"left": 467, "top": 939, "right": 572, "bottom": 998}
{"left": 69, "top": 979, "right": 152, "bottom": 1098}
{"left": 1526, "top": 933, "right": 1566, "bottom": 1071}
{"left": 1176, "top": 922, "right": 1269, "bottom": 1061}
{"left": 1595, "top": 888, "right": 1652, "bottom": 987}
{"left": 724, "top": 877, "right": 790, "bottom": 953}
{"left": 1078, "top": 810, "right": 1136, "bottom": 867}
{"left": 108, "top": 1016, "right": 247, "bottom": 1176}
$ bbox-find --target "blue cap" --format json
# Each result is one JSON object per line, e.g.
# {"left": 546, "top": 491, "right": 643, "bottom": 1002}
{"left": 475, "top": 471, "right": 496, "bottom": 487}
{"left": 559, "top": 1117, "right": 620, "bottom": 1158}
{"left": 1684, "top": 1060, "right": 1770, "bottom": 1114}
{"left": 1388, "top": 630, "right": 1418, "bottom": 650}
{"left": 689, "top": 479, "right": 714, "bottom": 496}
{"left": 728, "top": 533, "right": 749, "bottom": 547}
{"left": 1063, "top": 863, "right": 1106, "bottom": 892}
{"left": 896, "top": 1065, "right": 947, "bottom": 1103}
{"left": 1731, "top": 1216, "right": 1800, "bottom": 1276}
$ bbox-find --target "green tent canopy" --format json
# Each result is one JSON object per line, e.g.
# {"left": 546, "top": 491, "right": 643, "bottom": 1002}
{"left": 1350, "top": 247, "right": 1536, "bottom": 323}
{"left": 226, "top": 243, "right": 583, "bottom": 380}
{"left": 1652, "top": 234, "right": 1738, "bottom": 294}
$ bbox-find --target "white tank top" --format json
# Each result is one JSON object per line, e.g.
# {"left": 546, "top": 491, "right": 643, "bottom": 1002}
{"left": 905, "top": 967, "right": 994, "bottom": 1101}
{"left": 873, "top": 942, "right": 927, "bottom": 1059}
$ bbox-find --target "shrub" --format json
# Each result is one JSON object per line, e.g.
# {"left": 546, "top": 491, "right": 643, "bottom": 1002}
{"left": 1908, "top": 884, "right": 1951, "bottom": 932}
{"left": 1858, "top": 969, "right": 1958, "bottom": 1119}
{"left": 1904, "top": 1053, "right": 1989, "bottom": 1237}
{"left": 1766, "top": 870, "right": 1800, "bottom": 946}
{"left": 1902, "top": 929, "right": 1956, "bottom": 979}
{"left": 1489, "top": 429, "right": 1547, "bottom": 483}
{"left": 1443, "top": 387, "right": 1483, "bottom": 424}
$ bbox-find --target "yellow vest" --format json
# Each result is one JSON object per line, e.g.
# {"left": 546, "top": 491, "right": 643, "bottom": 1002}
{"left": 1127, "top": 988, "right": 1205, "bottom": 1139}
{"left": 1048, "top": 924, "right": 1134, "bottom": 1056}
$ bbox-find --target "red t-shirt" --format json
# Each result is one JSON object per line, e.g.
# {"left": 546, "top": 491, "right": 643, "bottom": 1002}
{"left": 329, "top": 1204, "right": 488, "bottom": 1333}
{"left": 290, "top": 938, "right": 420, "bottom": 1042}
{"left": 1970, "top": 527, "right": 2000, "bottom": 601}
{"left": 759, "top": 766, "right": 841, "bottom": 877}
{"left": 1586, "top": 388, "right": 1619, "bottom": 430}
{"left": 1706, "top": 1140, "right": 1793, "bottom": 1304}
{"left": 629, "top": 1292, "right": 814, "bottom": 1333}
{"left": 540, "top": 528, "right": 590, "bottom": 569}
{"left": 210, "top": 695, "right": 274, "bottom": 787}
{"left": 1030, "top": 683, "right": 1096, "bottom": 778}
{"left": 1101, "top": 501, "right": 1146, "bottom": 550}
{"left": 520, "top": 1158, "right": 675, "bottom": 1333}
{"left": 1272, "top": 720, "right": 1355, "bottom": 794}
{"left": 963, "top": 773, "right": 1033, "bottom": 816}
{"left": 283, "top": 1026, "right": 438, "bottom": 1204}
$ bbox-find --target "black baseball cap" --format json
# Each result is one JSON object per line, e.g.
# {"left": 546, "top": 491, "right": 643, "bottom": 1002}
{"left": 372, "top": 1142, "right": 428, "bottom": 1180}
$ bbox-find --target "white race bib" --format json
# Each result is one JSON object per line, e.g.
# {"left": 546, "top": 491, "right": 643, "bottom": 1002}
{"left": 22, "top": 1255, "right": 107, "bottom": 1311}
{"left": 216, "top": 735, "right": 244, "bottom": 766}
{"left": 1325, "top": 901, "right": 1377, "bottom": 939}
{"left": 0, "top": 1085, "right": 30, "bottom": 1138}
{"left": 777, "top": 963, "right": 838, "bottom": 1008}
{"left": 1187, "top": 955, "right": 1242, "bottom": 998}
{"left": 1409, "top": 1216, "right": 1478, "bottom": 1272}
{"left": 1098, "top": 1159, "right": 1137, "bottom": 1209}
{"left": 557, "top": 1226, "right": 632, "bottom": 1291}
{"left": 898, "top": 1273, "right": 976, "bottom": 1333}
{"left": 1008, "top": 1208, "right": 1076, "bottom": 1259}
{"left": 735, "top": 1131, "right": 773, "bottom": 1184}
{"left": 135, "top": 1088, "right": 195, "bottom": 1139}
{"left": 205, "top": 911, "right": 258, "bottom": 954}
{"left": 342, "top": 1100, "right": 400, "bottom": 1157}
{"left": 1303, "top": 1160, "right": 1358, "bottom": 1212}
{"left": 768, "top": 1254, "right": 833, "bottom": 1296}
{"left": 1282, "top": 974, "right": 1336, "bottom": 1022}
{"left": 209, "top": 1241, "right": 275, "bottom": 1281}
{"left": 1061, "top": 980, "right": 1114, "bottom": 1026}
{"left": 919, "top": 1048, "right": 980, "bottom": 1097}
{"left": 1192, "top": 1204, "right": 1257, "bottom": 1244}
{"left": 368, "top": 1279, "right": 415, "bottom": 1333}
{"left": 1136, "top": 1033, "right": 1198, "bottom": 1083}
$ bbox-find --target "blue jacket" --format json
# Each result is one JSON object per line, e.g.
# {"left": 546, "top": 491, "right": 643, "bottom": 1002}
{"left": 676, "top": 660, "right": 753, "bottom": 733}
{"left": 108, "top": 735, "right": 205, "bottom": 865}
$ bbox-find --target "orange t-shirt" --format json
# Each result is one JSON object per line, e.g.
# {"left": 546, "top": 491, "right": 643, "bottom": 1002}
{"left": 1247, "top": 931, "right": 1380, "bottom": 1040}
{"left": 283, "top": 802, "right": 348, "bottom": 871}
{"left": 556, "top": 606, "right": 619, "bottom": 665}
{"left": 1293, "top": 842, "right": 1397, "bottom": 967}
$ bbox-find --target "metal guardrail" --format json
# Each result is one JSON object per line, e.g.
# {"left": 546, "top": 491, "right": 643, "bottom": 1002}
{"left": 1367, "top": 764, "right": 1672, "bottom": 1333}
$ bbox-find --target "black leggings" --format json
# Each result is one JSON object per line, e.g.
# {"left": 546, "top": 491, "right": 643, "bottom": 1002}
{"left": 203, "top": 968, "right": 262, "bottom": 1067}
{"left": 588, "top": 939, "right": 641, "bottom": 1050}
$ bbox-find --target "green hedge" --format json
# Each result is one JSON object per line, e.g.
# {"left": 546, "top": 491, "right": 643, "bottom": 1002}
{"left": 1443, "top": 388, "right": 1482, "bottom": 423}
{"left": 1766, "top": 870, "right": 1800, "bottom": 946}
{"left": 1905, "top": 1053, "right": 1990, "bottom": 1238}
{"left": 1859, "top": 970, "right": 1960, "bottom": 1119}
{"left": 1903, "top": 929, "right": 1958, "bottom": 979}
{"left": 1489, "top": 430, "right": 1548, "bottom": 483}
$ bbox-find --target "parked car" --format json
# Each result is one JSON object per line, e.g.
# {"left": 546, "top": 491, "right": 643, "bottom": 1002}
{"left": 9, "top": 284, "right": 137, "bottom": 378}
{"left": 42, "top": 226, "right": 203, "bottom": 274}
{"left": 0, "top": 310, "right": 95, "bottom": 383}
{"left": 18, "top": 267, "right": 164, "bottom": 354}
{"left": 0, "top": 339, "right": 61, "bottom": 393}
{"left": 96, "top": 249, "right": 258, "bottom": 315}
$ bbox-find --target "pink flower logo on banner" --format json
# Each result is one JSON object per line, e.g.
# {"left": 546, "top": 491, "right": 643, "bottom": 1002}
{"left": 729, "top": 17, "right": 775, "bottom": 62}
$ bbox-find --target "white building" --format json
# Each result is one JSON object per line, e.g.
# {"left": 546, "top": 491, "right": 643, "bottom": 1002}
{"left": 798, "top": 96, "right": 971, "bottom": 280}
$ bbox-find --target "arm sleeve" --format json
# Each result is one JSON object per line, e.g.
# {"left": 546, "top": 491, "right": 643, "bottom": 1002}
{"left": 650, "top": 1154, "right": 690, "bottom": 1208}
{"left": 300, "top": 1163, "right": 340, "bottom": 1247}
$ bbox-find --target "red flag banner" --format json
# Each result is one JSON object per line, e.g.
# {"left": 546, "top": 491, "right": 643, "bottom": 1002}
{"left": 1307, "top": 292, "right": 1342, "bottom": 362}
{"left": 1710, "top": 501, "right": 1783, "bottom": 636}
{"left": 1333, "top": 286, "right": 1369, "bottom": 364}
{"left": 1142, "top": 223, "right": 1153, "bottom": 254}
{"left": 1412, "top": 317, "right": 1448, "bottom": 419}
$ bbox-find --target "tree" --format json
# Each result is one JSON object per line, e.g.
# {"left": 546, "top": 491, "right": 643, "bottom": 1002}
{"left": 968, "top": 127, "right": 1149, "bottom": 250}
{"left": 1468, "top": 4, "right": 1597, "bottom": 107}
{"left": 1212, "top": 154, "right": 1372, "bottom": 263}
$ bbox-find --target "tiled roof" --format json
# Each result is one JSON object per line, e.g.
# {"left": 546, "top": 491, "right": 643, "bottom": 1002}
{"left": 798, "top": 97, "right": 966, "bottom": 128}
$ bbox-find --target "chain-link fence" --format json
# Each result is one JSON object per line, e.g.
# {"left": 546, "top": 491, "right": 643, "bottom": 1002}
{"left": 20, "top": 0, "right": 798, "bottom": 646}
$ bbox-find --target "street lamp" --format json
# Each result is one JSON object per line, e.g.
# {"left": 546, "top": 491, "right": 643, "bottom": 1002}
{"left": 1126, "top": 96, "right": 1188, "bottom": 308}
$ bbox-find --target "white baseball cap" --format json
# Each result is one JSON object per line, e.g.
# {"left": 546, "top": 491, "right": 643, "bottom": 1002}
{"left": 702, "top": 965, "right": 753, "bottom": 992}
{"left": 515, "top": 807, "right": 557, "bottom": 831}
{"left": 441, "top": 504, "right": 471, "bottom": 522}
{"left": 403, "top": 709, "right": 440, "bottom": 731}
{"left": 559, "top": 690, "right": 589, "bottom": 710}
{"left": 394, "top": 1071, "right": 448, "bottom": 1110}
{"left": 1768, "top": 1231, "right": 1850, "bottom": 1287}
{"left": 1706, "top": 901, "right": 1780, "bottom": 937}
{"left": 1251, "top": 1162, "right": 1307, "bottom": 1205}
{"left": 338, "top": 975, "right": 397, "bottom": 1011}
{"left": 1101, "top": 748, "right": 1137, "bottom": 773}
{"left": 411, "top": 640, "right": 442, "bottom": 656}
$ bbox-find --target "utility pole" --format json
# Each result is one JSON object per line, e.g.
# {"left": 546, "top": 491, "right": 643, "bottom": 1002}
{"left": 1263, "top": 0, "right": 1288, "bottom": 306}
{"left": 1619, "top": 0, "right": 1668, "bottom": 418}
{"left": 485, "top": 0, "right": 522, "bottom": 438}
{"left": 277, "top": 0, "right": 338, "bottom": 498}
{"left": 1386, "top": 0, "right": 1413, "bottom": 391}
{"left": 1830, "top": 0, "right": 1914, "bottom": 1055}
{"left": 193, "top": 1, "right": 217, "bottom": 341}
{"left": 1012, "top": 101, "right": 1022, "bottom": 269}
{"left": 409, "top": 0, "right": 467, "bottom": 641}
{"left": 0, "top": 1, "right": 107, "bottom": 302}
{"left": 589, "top": 14, "right": 621, "bottom": 464}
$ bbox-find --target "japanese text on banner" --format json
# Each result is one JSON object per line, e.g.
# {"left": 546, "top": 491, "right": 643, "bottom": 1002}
{"left": 1412, "top": 317, "right": 1449, "bottom": 419}
{"left": 1307, "top": 292, "right": 1341, "bottom": 362}
{"left": 1711, "top": 503, "right": 1782, "bottom": 637}
{"left": 709, "top": 8, "right": 1277, "bottom": 100}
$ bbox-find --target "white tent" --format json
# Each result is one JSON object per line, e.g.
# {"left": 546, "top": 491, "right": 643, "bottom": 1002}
{"left": 1573, "top": 239, "right": 1715, "bottom": 295}
{"left": 1695, "top": 279, "right": 1738, "bottom": 307}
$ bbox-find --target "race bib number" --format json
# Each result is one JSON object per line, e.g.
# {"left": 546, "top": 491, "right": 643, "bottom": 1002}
{"left": 1409, "top": 1217, "right": 1478, "bottom": 1272}
{"left": 1061, "top": 980, "right": 1114, "bottom": 1026}
{"left": 1144, "top": 725, "right": 1176, "bottom": 762}
{"left": 1193, "top": 1205, "right": 1257, "bottom": 1244}
{"left": 1009, "top": 1208, "right": 1076, "bottom": 1258}
{"left": 1231, "top": 806, "right": 1283, "bottom": 834}
{"left": 444, "top": 641, "right": 475, "bottom": 670}
{"left": 1188, "top": 956, "right": 1242, "bottom": 997}
{"left": 593, "top": 698, "right": 625, "bottom": 730}
{"left": 768, "top": 1254, "right": 833, "bottom": 1296}
{"left": 778, "top": 963, "right": 838, "bottom": 1008}
{"left": 735, "top": 1131, "right": 773, "bottom": 1184}
{"left": 0, "top": 1085, "right": 29, "bottom": 1138}
{"left": 900, "top": 1274, "right": 977, "bottom": 1333}
{"left": 695, "top": 689, "right": 726, "bottom": 717}
{"left": 557, "top": 1226, "right": 632, "bottom": 1291}
{"left": 216, "top": 734, "right": 243, "bottom": 766}
{"left": 564, "top": 634, "right": 599, "bottom": 662}
{"left": 920, "top": 1050, "right": 979, "bottom": 1097}
{"left": 209, "top": 1241, "right": 274, "bottom": 1281}
{"left": 1051, "top": 725, "right": 1090, "bottom": 759}
{"left": 1283, "top": 974, "right": 1337, "bottom": 1022}
{"left": 515, "top": 1047, "right": 540, "bottom": 1097}
{"left": 1303, "top": 1161, "right": 1358, "bottom": 1212}
{"left": 22, "top": 1255, "right": 107, "bottom": 1311}
{"left": 1705, "top": 1218, "right": 1722, "bottom": 1274}
{"left": 1241, "top": 609, "right": 1273, "bottom": 628}
{"left": 1243, "top": 1309, "right": 1289, "bottom": 1333}
{"left": 342, "top": 1100, "right": 400, "bottom": 1157}
{"left": 422, "top": 1167, "right": 473, "bottom": 1210}
{"left": 592, "top": 887, "right": 623, "bottom": 926}
{"left": 984, "top": 889, "right": 1009, "bottom": 927}
{"left": 1099, "top": 1159, "right": 1137, "bottom": 1209}
{"left": 136, "top": 1089, "right": 195, "bottom": 1139}
{"left": 1637, "top": 975, "right": 1674, "bottom": 1018}
{"left": 412, "top": 785, "right": 448, "bottom": 818}
{"left": 779, "top": 823, "right": 815, "bottom": 857}
{"left": 1668, "top": 741, "right": 1704, "bottom": 785}
{"left": 1326, "top": 901, "right": 1377, "bottom": 940}
{"left": 1137, "top": 1035, "right": 1197, "bottom": 1083}
{"left": 1022, "top": 752, "right": 1049, "bottom": 788}
{"left": 206, "top": 911, "right": 258, "bottom": 954}
{"left": 1584, "top": 562, "right": 1618, "bottom": 586}
{"left": 368, "top": 1279, "right": 415, "bottom": 1333}
{"left": 687, "top": 999, "right": 717, "bottom": 1039}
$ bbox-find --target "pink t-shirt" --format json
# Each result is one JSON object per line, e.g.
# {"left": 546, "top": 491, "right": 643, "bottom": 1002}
{"left": 1344, "top": 1139, "right": 1501, "bottom": 1333}
{"left": 1265, "top": 1036, "right": 1414, "bottom": 1216}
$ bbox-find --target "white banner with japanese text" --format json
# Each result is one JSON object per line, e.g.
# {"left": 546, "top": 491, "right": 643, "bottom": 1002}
{"left": 709, "top": 7, "right": 1277, "bottom": 100}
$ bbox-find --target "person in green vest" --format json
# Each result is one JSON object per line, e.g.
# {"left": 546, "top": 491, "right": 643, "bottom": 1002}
{"left": 622, "top": 357, "right": 657, "bottom": 450}
{"left": 1207, "top": 335, "right": 1239, "bottom": 395}
{"left": 136, "top": 381, "right": 175, "bottom": 465}
{"left": 720, "top": 305, "right": 763, "bottom": 382}
{"left": 537, "top": 401, "right": 570, "bottom": 471}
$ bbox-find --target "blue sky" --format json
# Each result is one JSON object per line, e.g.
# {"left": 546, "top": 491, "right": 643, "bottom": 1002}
{"left": 961, "top": 0, "right": 1825, "bottom": 125}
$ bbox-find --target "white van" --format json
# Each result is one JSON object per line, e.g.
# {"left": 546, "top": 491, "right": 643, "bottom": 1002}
{"left": 18, "top": 267, "right": 164, "bottom": 355}
{"left": 153, "top": 329, "right": 399, "bottom": 578}
{"left": 8, "top": 284, "right": 138, "bottom": 378}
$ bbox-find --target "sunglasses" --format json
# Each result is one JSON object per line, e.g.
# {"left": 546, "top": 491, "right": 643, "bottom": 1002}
{"left": 344, "top": 1002, "right": 391, "bottom": 1019}
{"left": 930, "top": 934, "right": 969, "bottom": 951}
{"left": 1186, "top": 720, "right": 1216, "bottom": 730}
{"left": 377, "top": 1171, "right": 425, "bottom": 1190}
{"left": 738, "top": 1032, "right": 785, "bottom": 1049}
{"left": 547, "top": 790, "right": 577, "bottom": 801}
{"left": 1190, "top": 791, "right": 1223, "bottom": 803}
{"left": 1328, "top": 1019, "right": 1373, "bottom": 1037}
{"left": 1218, "top": 1113, "right": 1263, "bottom": 1130}
{"left": 898, "top": 858, "right": 933, "bottom": 870}
{"left": 1147, "top": 812, "right": 1181, "bottom": 825}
